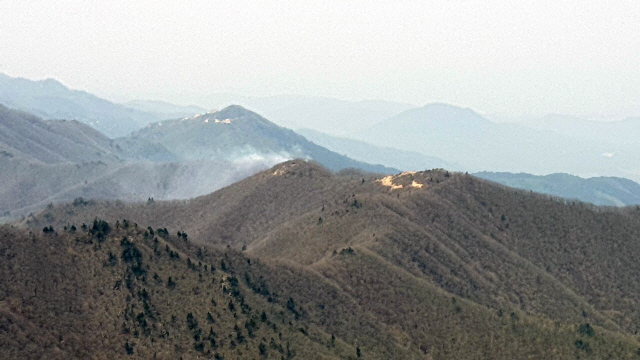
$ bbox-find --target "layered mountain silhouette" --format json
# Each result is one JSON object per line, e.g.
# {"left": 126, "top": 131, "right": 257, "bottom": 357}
{"left": 475, "top": 172, "right": 640, "bottom": 206}
{"left": 3, "top": 72, "right": 638, "bottom": 183}
{"left": 127, "top": 105, "right": 395, "bottom": 173}
{"left": 0, "top": 73, "right": 414, "bottom": 138}
{"left": 4, "top": 69, "right": 640, "bottom": 359}
{"left": 0, "top": 73, "right": 201, "bottom": 137}
{"left": 0, "top": 104, "right": 121, "bottom": 163}
{"left": 524, "top": 113, "right": 640, "bottom": 146}
{"left": 0, "top": 105, "right": 394, "bottom": 221}
{"left": 3, "top": 99, "right": 639, "bottom": 226}
{"left": 0, "top": 104, "right": 175, "bottom": 164}
{"left": 13, "top": 160, "right": 640, "bottom": 358}
{"left": 124, "top": 99, "right": 207, "bottom": 121}
{"left": 299, "top": 124, "right": 640, "bottom": 206}
{"left": 353, "top": 103, "right": 635, "bottom": 182}
{"left": 297, "top": 128, "right": 459, "bottom": 171}
{"left": 3, "top": 72, "right": 638, "bottom": 182}
{"left": 235, "top": 95, "right": 414, "bottom": 135}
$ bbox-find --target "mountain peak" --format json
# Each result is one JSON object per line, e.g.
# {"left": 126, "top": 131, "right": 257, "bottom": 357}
{"left": 412, "top": 103, "right": 487, "bottom": 123}
{"left": 171, "top": 105, "right": 270, "bottom": 126}
{"left": 38, "top": 77, "right": 67, "bottom": 88}
{"left": 269, "top": 159, "right": 332, "bottom": 178}
{"left": 215, "top": 104, "right": 260, "bottom": 119}
{"left": 361, "top": 102, "right": 490, "bottom": 135}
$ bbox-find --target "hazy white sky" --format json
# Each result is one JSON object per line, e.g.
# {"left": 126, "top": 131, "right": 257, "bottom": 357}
{"left": 1, "top": 1, "right": 639, "bottom": 118}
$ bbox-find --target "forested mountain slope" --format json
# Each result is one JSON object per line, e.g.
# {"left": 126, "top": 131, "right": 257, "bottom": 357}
{"left": 18, "top": 160, "right": 640, "bottom": 359}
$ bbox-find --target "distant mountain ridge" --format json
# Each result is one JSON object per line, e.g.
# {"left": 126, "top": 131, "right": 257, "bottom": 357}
{"left": 124, "top": 99, "right": 208, "bottom": 120}
{"left": 523, "top": 114, "right": 640, "bottom": 145}
{"left": 129, "top": 105, "right": 397, "bottom": 174}
{"left": 0, "top": 104, "right": 121, "bottom": 163}
{"left": 298, "top": 126, "right": 640, "bottom": 206}
{"left": 475, "top": 171, "right": 640, "bottom": 206}
{"left": 235, "top": 95, "right": 414, "bottom": 135}
{"left": 0, "top": 105, "right": 396, "bottom": 221}
{"left": 0, "top": 105, "right": 274, "bottom": 219}
{"left": 298, "top": 127, "right": 460, "bottom": 171}
{"left": 0, "top": 73, "right": 201, "bottom": 137}
{"left": 0, "top": 73, "right": 415, "bottom": 138}
{"left": 353, "top": 103, "right": 637, "bottom": 182}
{"left": 0, "top": 104, "right": 177, "bottom": 164}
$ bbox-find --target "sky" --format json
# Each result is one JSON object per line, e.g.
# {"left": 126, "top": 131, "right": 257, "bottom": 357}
{"left": 1, "top": 1, "right": 639, "bottom": 119}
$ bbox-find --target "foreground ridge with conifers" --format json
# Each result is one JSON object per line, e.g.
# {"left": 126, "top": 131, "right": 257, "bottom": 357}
{"left": 5, "top": 160, "right": 640, "bottom": 359}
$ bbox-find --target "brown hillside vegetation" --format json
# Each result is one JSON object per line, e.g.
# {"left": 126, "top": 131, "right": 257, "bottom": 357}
{"left": 0, "top": 224, "right": 360, "bottom": 359}
{"left": 12, "top": 160, "right": 640, "bottom": 358}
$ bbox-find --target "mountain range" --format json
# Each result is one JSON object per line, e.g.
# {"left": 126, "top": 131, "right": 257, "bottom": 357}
{"left": 352, "top": 103, "right": 639, "bottom": 182}
{"left": 522, "top": 114, "right": 640, "bottom": 146}
{"left": 0, "top": 104, "right": 394, "bottom": 222}
{"left": 475, "top": 172, "right": 640, "bottom": 207}
{"left": 0, "top": 104, "right": 121, "bottom": 163}
{"left": 297, "top": 128, "right": 459, "bottom": 171}
{"left": 232, "top": 96, "right": 414, "bottom": 135}
{"left": 3, "top": 97, "right": 640, "bottom": 225}
{"left": 299, "top": 125, "right": 640, "bottom": 207}
{"left": 7, "top": 160, "right": 640, "bottom": 359}
{"left": 0, "top": 73, "right": 415, "bottom": 138}
{"left": 3, "top": 72, "right": 639, "bottom": 184}
{"left": 4, "top": 73, "right": 640, "bottom": 358}
{"left": 0, "top": 74, "right": 202, "bottom": 137}
{"left": 128, "top": 105, "right": 394, "bottom": 173}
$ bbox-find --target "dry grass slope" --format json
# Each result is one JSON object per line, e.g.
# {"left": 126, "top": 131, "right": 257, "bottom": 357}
{"left": 0, "top": 223, "right": 362, "bottom": 359}
{"left": 13, "top": 160, "right": 640, "bottom": 358}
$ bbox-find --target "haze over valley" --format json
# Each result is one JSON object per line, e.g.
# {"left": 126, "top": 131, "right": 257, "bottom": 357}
{"left": 2, "top": 1, "right": 640, "bottom": 358}
{"left": 2, "top": 72, "right": 639, "bottom": 214}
